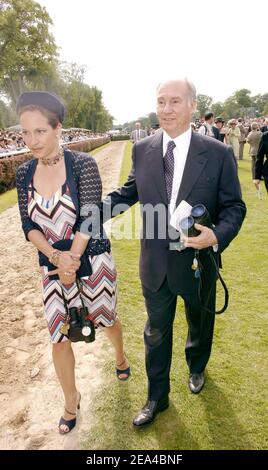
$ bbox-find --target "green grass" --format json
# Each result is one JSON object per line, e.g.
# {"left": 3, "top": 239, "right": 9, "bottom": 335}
{"left": 0, "top": 142, "right": 113, "bottom": 214}
{"left": 82, "top": 142, "right": 268, "bottom": 450}
{"left": 0, "top": 188, "right": 18, "bottom": 214}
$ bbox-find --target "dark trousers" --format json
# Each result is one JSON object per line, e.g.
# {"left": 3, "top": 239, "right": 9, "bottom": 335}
{"left": 142, "top": 278, "right": 216, "bottom": 400}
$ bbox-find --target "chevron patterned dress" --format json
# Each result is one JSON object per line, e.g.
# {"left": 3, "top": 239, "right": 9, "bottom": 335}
{"left": 28, "top": 181, "right": 117, "bottom": 343}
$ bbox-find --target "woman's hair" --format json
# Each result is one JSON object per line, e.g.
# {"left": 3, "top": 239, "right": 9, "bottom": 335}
{"left": 18, "top": 105, "right": 60, "bottom": 129}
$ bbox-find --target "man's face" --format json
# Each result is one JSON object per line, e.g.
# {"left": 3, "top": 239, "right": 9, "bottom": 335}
{"left": 156, "top": 80, "right": 196, "bottom": 138}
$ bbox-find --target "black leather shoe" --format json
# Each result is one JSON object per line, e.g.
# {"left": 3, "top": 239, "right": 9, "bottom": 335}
{"left": 189, "top": 372, "right": 205, "bottom": 394}
{"left": 133, "top": 396, "right": 169, "bottom": 427}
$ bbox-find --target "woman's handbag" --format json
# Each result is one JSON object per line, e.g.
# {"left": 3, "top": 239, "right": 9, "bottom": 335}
{"left": 60, "top": 278, "right": 95, "bottom": 343}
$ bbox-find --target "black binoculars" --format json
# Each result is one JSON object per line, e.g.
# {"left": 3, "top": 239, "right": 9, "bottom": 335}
{"left": 179, "top": 204, "right": 212, "bottom": 237}
{"left": 69, "top": 306, "right": 86, "bottom": 326}
{"left": 69, "top": 306, "right": 95, "bottom": 343}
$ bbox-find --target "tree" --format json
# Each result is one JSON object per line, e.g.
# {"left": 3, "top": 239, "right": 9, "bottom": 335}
{"left": 233, "top": 89, "right": 252, "bottom": 109}
{"left": 263, "top": 102, "right": 268, "bottom": 116}
{"left": 0, "top": 0, "right": 58, "bottom": 104}
{"left": 211, "top": 102, "right": 224, "bottom": 118}
{"left": 0, "top": 2, "right": 113, "bottom": 130}
{"left": 60, "top": 62, "right": 86, "bottom": 127}
{"left": 196, "top": 94, "right": 213, "bottom": 118}
{"left": 147, "top": 112, "right": 158, "bottom": 128}
{"left": 222, "top": 95, "right": 239, "bottom": 120}
{"left": 63, "top": 81, "right": 113, "bottom": 132}
{"left": 251, "top": 93, "right": 268, "bottom": 116}
{"left": 0, "top": 99, "right": 16, "bottom": 127}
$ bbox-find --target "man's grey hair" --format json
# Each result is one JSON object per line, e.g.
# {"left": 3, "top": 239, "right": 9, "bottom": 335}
{"left": 185, "top": 78, "right": 196, "bottom": 102}
{"left": 156, "top": 78, "right": 197, "bottom": 104}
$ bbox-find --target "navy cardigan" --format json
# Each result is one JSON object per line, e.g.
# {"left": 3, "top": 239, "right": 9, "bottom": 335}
{"left": 16, "top": 148, "right": 110, "bottom": 254}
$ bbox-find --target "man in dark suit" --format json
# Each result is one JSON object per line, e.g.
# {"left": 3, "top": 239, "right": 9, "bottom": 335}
{"left": 103, "top": 79, "right": 246, "bottom": 427}
{"left": 260, "top": 119, "right": 268, "bottom": 133}
{"left": 254, "top": 131, "right": 268, "bottom": 193}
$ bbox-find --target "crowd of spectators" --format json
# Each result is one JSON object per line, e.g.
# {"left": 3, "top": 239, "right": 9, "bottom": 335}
{"left": 190, "top": 115, "right": 268, "bottom": 160}
{"left": 1, "top": 117, "right": 267, "bottom": 159}
{"left": 62, "top": 128, "right": 109, "bottom": 143}
{"left": 0, "top": 130, "right": 26, "bottom": 154}
{"left": 0, "top": 128, "right": 109, "bottom": 158}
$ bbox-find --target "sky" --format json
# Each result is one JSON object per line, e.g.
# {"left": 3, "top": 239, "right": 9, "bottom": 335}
{"left": 39, "top": 0, "right": 267, "bottom": 124}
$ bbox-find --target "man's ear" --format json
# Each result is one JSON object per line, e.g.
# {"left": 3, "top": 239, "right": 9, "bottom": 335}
{"left": 191, "top": 100, "right": 197, "bottom": 114}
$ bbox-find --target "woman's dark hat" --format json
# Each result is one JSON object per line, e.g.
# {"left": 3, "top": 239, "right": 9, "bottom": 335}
{"left": 16, "top": 91, "right": 65, "bottom": 123}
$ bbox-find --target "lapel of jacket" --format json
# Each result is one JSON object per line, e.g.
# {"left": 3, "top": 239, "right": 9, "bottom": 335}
{"left": 145, "top": 130, "right": 168, "bottom": 204}
{"left": 175, "top": 132, "right": 209, "bottom": 206}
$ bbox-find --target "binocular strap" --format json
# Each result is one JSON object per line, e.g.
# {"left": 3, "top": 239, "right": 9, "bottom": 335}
{"left": 60, "top": 278, "right": 87, "bottom": 336}
{"left": 196, "top": 249, "right": 229, "bottom": 315}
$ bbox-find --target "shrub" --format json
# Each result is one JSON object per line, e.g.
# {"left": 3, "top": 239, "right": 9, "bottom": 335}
{"left": 111, "top": 134, "right": 130, "bottom": 141}
{"left": 0, "top": 153, "right": 33, "bottom": 194}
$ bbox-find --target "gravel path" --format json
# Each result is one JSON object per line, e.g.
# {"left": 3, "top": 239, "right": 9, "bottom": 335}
{"left": 0, "top": 141, "right": 126, "bottom": 450}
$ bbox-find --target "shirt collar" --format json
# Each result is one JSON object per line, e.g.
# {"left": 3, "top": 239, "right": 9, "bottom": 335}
{"left": 163, "top": 127, "right": 192, "bottom": 153}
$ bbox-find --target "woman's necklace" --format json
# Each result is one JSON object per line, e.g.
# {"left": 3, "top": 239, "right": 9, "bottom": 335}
{"left": 40, "top": 147, "right": 64, "bottom": 166}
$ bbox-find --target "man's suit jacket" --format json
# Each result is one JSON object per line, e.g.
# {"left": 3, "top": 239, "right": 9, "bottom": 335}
{"left": 260, "top": 125, "right": 268, "bottom": 133}
{"left": 255, "top": 131, "right": 268, "bottom": 179}
{"left": 130, "top": 129, "right": 147, "bottom": 142}
{"left": 104, "top": 131, "right": 246, "bottom": 294}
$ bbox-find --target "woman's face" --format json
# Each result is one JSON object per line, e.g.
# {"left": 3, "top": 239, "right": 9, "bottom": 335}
{"left": 20, "top": 109, "right": 61, "bottom": 159}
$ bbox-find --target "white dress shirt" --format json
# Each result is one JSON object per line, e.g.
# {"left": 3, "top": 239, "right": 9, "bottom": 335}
{"left": 198, "top": 123, "right": 214, "bottom": 138}
{"left": 162, "top": 127, "right": 192, "bottom": 215}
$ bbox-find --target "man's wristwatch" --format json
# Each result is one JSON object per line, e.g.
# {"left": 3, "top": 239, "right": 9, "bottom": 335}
{"left": 49, "top": 250, "right": 61, "bottom": 266}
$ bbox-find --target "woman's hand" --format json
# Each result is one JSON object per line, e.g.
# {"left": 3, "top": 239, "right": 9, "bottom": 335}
{"left": 58, "top": 270, "right": 76, "bottom": 285}
{"left": 57, "top": 251, "right": 81, "bottom": 274}
{"left": 47, "top": 268, "right": 76, "bottom": 285}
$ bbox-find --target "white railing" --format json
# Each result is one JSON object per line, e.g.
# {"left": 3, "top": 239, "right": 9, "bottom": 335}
{"left": 0, "top": 148, "right": 29, "bottom": 159}
{"left": 0, "top": 137, "right": 101, "bottom": 159}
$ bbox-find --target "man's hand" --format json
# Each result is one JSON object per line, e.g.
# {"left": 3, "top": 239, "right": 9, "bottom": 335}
{"left": 182, "top": 224, "right": 218, "bottom": 250}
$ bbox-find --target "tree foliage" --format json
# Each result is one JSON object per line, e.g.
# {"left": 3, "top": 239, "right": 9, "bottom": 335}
{"left": 234, "top": 89, "right": 252, "bottom": 108}
{"left": 196, "top": 94, "right": 213, "bottom": 117}
{"left": 122, "top": 112, "right": 158, "bottom": 131}
{"left": 0, "top": 99, "right": 16, "bottom": 127}
{"left": 0, "top": 0, "right": 58, "bottom": 103}
{"left": 194, "top": 90, "right": 268, "bottom": 121}
{"left": 0, "top": 0, "right": 114, "bottom": 131}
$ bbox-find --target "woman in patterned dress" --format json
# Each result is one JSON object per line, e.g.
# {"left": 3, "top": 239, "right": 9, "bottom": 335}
{"left": 16, "top": 91, "right": 130, "bottom": 434}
